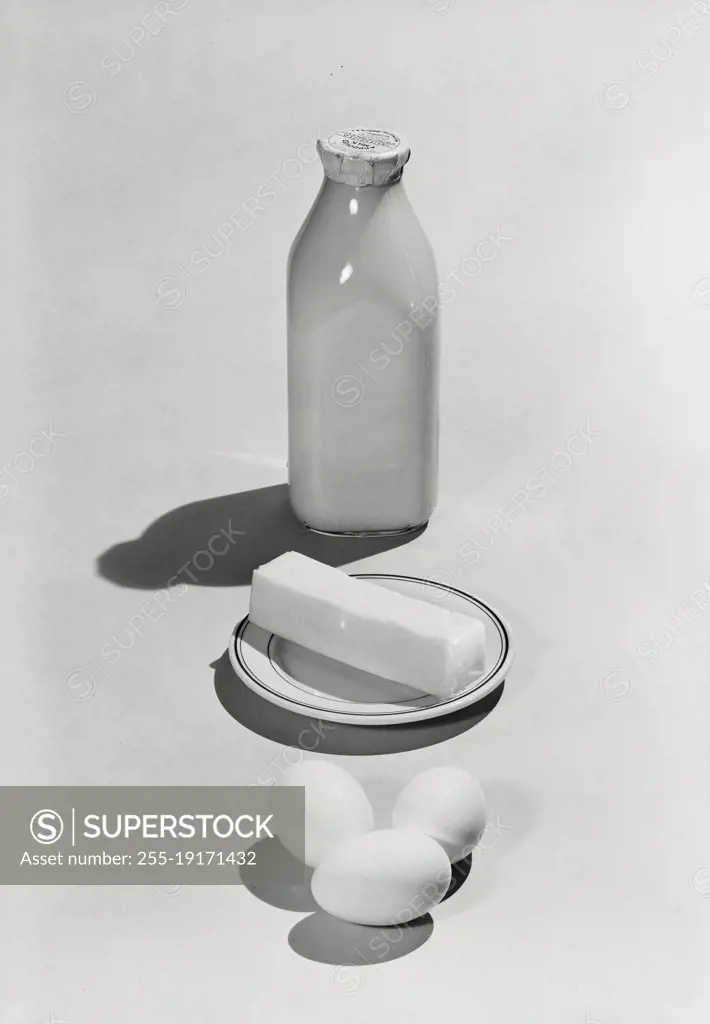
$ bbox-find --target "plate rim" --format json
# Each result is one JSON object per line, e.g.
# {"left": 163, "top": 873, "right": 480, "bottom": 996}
{"left": 227, "top": 572, "right": 514, "bottom": 726}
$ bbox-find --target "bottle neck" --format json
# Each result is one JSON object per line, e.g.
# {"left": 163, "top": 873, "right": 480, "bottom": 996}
{"left": 320, "top": 175, "right": 403, "bottom": 213}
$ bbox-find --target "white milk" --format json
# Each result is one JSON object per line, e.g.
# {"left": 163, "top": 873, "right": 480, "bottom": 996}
{"left": 287, "top": 128, "right": 440, "bottom": 535}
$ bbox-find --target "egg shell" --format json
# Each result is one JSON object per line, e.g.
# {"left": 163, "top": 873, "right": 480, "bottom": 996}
{"left": 279, "top": 761, "right": 374, "bottom": 868}
{"left": 311, "top": 828, "right": 452, "bottom": 926}
{"left": 392, "top": 767, "right": 487, "bottom": 862}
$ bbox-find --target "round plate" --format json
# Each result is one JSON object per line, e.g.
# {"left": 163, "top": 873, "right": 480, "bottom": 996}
{"left": 228, "top": 573, "right": 513, "bottom": 726}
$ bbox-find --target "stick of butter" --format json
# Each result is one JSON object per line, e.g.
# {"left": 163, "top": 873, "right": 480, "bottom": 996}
{"left": 248, "top": 552, "right": 486, "bottom": 697}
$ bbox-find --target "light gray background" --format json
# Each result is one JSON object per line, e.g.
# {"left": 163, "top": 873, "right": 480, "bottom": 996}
{"left": 2, "top": 0, "right": 709, "bottom": 1021}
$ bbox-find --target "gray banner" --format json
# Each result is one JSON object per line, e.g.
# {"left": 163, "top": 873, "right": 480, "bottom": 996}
{"left": 0, "top": 787, "right": 305, "bottom": 884}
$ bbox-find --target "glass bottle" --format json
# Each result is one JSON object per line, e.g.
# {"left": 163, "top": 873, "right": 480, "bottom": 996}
{"left": 287, "top": 128, "right": 439, "bottom": 535}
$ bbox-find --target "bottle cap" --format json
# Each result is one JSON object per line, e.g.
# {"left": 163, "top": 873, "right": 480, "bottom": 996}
{"left": 317, "top": 128, "right": 411, "bottom": 186}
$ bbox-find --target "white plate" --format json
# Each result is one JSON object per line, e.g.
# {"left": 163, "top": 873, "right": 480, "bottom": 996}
{"left": 228, "top": 573, "right": 513, "bottom": 726}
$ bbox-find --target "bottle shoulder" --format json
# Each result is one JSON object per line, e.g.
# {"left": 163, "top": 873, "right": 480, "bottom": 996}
{"left": 288, "top": 184, "right": 437, "bottom": 301}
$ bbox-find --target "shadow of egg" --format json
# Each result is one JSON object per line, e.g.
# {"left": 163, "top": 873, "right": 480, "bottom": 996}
{"left": 240, "top": 837, "right": 318, "bottom": 913}
{"left": 288, "top": 911, "right": 434, "bottom": 965}
{"left": 441, "top": 852, "right": 472, "bottom": 902}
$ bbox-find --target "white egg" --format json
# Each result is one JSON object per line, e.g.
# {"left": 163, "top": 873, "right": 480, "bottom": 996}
{"left": 392, "top": 766, "right": 487, "bottom": 862}
{"left": 311, "top": 828, "right": 452, "bottom": 926}
{"left": 279, "top": 761, "right": 374, "bottom": 867}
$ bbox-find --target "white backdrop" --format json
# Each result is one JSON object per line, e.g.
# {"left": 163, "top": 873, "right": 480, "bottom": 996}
{"left": 2, "top": 0, "right": 710, "bottom": 1021}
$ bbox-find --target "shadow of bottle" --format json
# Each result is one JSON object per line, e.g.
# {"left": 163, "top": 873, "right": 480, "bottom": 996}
{"left": 97, "top": 483, "right": 425, "bottom": 589}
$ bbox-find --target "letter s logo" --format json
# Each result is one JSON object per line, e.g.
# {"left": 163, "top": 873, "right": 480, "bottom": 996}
{"left": 331, "top": 375, "right": 364, "bottom": 408}
{"left": 30, "top": 809, "right": 64, "bottom": 844}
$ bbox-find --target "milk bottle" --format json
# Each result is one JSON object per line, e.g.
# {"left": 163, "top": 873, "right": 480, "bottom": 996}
{"left": 287, "top": 128, "right": 439, "bottom": 535}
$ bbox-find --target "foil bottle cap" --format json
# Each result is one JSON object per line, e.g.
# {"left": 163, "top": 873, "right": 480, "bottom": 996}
{"left": 317, "top": 128, "right": 411, "bottom": 186}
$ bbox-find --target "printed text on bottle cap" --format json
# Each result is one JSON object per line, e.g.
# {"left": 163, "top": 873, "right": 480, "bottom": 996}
{"left": 328, "top": 129, "right": 401, "bottom": 154}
